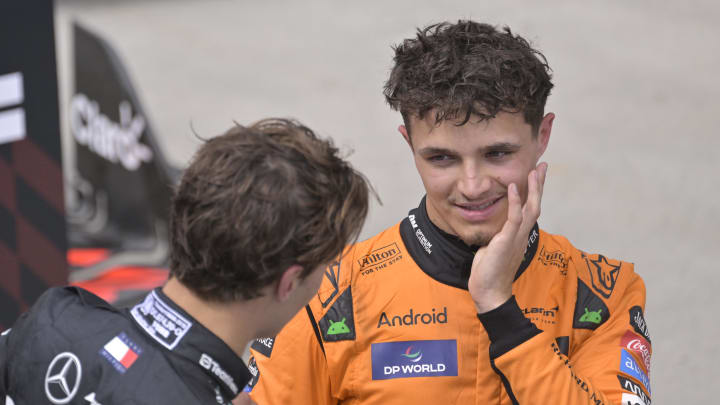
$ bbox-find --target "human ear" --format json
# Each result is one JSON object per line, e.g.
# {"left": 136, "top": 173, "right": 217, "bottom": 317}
{"left": 536, "top": 113, "right": 555, "bottom": 159}
{"left": 398, "top": 125, "right": 413, "bottom": 151}
{"left": 275, "top": 264, "right": 304, "bottom": 302}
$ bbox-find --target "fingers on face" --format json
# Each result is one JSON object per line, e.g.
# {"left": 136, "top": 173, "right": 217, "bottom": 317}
{"left": 507, "top": 183, "right": 523, "bottom": 227}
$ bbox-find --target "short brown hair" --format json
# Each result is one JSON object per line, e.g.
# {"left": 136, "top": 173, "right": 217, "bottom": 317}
{"left": 384, "top": 20, "right": 553, "bottom": 133}
{"left": 169, "top": 118, "right": 370, "bottom": 301}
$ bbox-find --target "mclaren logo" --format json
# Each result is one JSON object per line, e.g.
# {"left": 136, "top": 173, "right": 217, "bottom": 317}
{"left": 45, "top": 352, "right": 82, "bottom": 404}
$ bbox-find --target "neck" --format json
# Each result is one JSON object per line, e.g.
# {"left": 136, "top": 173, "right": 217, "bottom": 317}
{"left": 161, "top": 278, "right": 261, "bottom": 357}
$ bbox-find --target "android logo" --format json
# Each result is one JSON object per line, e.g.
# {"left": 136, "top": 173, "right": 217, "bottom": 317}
{"left": 579, "top": 308, "right": 603, "bottom": 324}
{"left": 326, "top": 318, "right": 351, "bottom": 335}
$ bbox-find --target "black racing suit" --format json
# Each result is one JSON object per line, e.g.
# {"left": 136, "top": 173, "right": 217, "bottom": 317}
{"left": 0, "top": 286, "right": 250, "bottom": 404}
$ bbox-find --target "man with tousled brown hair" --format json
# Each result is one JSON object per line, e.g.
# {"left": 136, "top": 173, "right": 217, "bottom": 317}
{"left": 246, "top": 21, "right": 651, "bottom": 405}
{"left": 0, "top": 118, "right": 371, "bottom": 405}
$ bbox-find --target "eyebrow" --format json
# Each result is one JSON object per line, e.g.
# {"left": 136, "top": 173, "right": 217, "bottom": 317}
{"left": 417, "top": 142, "right": 521, "bottom": 156}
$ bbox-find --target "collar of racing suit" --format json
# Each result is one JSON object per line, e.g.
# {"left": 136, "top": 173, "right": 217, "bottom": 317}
{"left": 129, "top": 288, "right": 252, "bottom": 401}
{"left": 399, "top": 196, "right": 540, "bottom": 290}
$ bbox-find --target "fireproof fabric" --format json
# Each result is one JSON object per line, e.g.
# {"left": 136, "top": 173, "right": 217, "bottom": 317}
{"left": 0, "top": 287, "right": 251, "bottom": 405}
{"left": 247, "top": 198, "right": 651, "bottom": 405}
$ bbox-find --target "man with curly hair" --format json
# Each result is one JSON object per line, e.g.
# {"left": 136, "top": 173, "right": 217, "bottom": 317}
{"left": 0, "top": 118, "right": 371, "bottom": 405}
{"left": 247, "top": 21, "right": 651, "bottom": 405}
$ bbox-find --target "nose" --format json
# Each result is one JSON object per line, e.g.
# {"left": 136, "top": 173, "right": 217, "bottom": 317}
{"left": 456, "top": 161, "right": 492, "bottom": 200}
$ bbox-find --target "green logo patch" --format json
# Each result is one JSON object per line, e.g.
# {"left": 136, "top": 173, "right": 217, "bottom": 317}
{"left": 573, "top": 279, "right": 610, "bottom": 330}
{"left": 318, "top": 286, "right": 356, "bottom": 342}
{"left": 578, "top": 308, "right": 603, "bottom": 324}
{"left": 326, "top": 318, "right": 351, "bottom": 335}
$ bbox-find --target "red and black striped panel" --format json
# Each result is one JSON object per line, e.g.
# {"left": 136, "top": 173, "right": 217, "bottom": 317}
{"left": 0, "top": 0, "right": 67, "bottom": 329}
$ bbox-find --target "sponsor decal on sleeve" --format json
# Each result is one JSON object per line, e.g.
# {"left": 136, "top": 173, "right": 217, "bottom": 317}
{"left": 618, "top": 375, "right": 651, "bottom": 405}
{"left": 522, "top": 305, "right": 558, "bottom": 326}
{"left": 629, "top": 306, "right": 651, "bottom": 343}
{"left": 244, "top": 356, "right": 260, "bottom": 392}
{"left": 538, "top": 246, "right": 568, "bottom": 275}
{"left": 99, "top": 332, "right": 142, "bottom": 373}
{"left": 583, "top": 253, "right": 621, "bottom": 299}
{"left": 130, "top": 290, "right": 193, "bottom": 350}
{"left": 199, "top": 353, "right": 239, "bottom": 396}
{"left": 319, "top": 287, "right": 356, "bottom": 342}
{"left": 250, "top": 337, "right": 275, "bottom": 358}
{"left": 622, "top": 393, "right": 646, "bottom": 405}
{"left": 620, "top": 349, "right": 651, "bottom": 394}
{"left": 620, "top": 331, "right": 651, "bottom": 374}
{"left": 573, "top": 279, "right": 610, "bottom": 330}
{"left": 359, "top": 243, "right": 403, "bottom": 276}
{"left": 371, "top": 339, "right": 458, "bottom": 380}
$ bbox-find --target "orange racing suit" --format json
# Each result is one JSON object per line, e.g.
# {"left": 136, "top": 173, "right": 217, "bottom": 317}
{"left": 247, "top": 198, "right": 652, "bottom": 405}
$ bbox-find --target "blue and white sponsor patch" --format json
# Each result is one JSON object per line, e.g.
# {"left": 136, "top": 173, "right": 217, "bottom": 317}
{"left": 100, "top": 332, "right": 142, "bottom": 374}
{"left": 371, "top": 339, "right": 457, "bottom": 380}
{"left": 620, "top": 349, "right": 651, "bottom": 394}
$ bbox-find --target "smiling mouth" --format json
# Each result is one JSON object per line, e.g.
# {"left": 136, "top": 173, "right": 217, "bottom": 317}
{"left": 456, "top": 196, "right": 504, "bottom": 211}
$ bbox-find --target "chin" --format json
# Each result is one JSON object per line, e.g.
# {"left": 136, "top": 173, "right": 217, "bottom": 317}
{"left": 455, "top": 222, "right": 503, "bottom": 247}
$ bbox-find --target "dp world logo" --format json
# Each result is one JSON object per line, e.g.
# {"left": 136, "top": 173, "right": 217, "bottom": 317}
{"left": 371, "top": 340, "right": 457, "bottom": 380}
{"left": 400, "top": 346, "right": 423, "bottom": 362}
{"left": 45, "top": 352, "right": 82, "bottom": 404}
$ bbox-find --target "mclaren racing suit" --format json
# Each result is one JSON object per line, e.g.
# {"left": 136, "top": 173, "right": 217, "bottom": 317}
{"left": 0, "top": 286, "right": 251, "bottom": 404}
{"left": 247, "top": 198, "right": 651, "bottom": 405}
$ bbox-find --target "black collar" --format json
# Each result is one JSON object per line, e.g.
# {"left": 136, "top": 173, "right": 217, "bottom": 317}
{"left": 399, "top": 197, "right": 539, "bottom": 290}
{"left": 129, "top": 288, "right": 251, "bottom": 401}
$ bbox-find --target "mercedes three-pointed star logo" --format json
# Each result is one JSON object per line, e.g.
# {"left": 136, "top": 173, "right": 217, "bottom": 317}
{"left": 44, "top": 352, "right": 83, "bottom": 404}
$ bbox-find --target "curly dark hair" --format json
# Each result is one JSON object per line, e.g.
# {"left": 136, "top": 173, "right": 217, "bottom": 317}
{"left": 384, "top": 20, "right": 553, "bottom": 133}
{"left": 169, "top": 118, "right": 370, "bottom": 302}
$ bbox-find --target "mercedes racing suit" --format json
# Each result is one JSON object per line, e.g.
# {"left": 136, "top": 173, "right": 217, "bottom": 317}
{"left": 0, "top": 286, "right": 251, "bottom": 405}
{"left": 247, "top": 198, "right": 652, "bottom": 405}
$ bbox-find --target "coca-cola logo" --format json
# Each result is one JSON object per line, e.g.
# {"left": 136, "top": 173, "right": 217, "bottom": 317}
{"left": 620, "top": 330, "right": 651, "bottom": 373}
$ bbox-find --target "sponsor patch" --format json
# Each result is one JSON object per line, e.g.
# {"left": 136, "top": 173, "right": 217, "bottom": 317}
{"left": 629, "top": 306, "right": 651, "bottom": 343}
{"left": 618, "top": 375, "right": 651, "bottom": 405}
{"left": 100, "top": 332, "right": 142, "bottom": 373}
{"left": 583, "top": 254, "right": 621, "bottom": 299}
{"left": 377, "top": 307, "right": 448, "bottom": 328}
{"left": 573, "top": 279, "right": 610, "bottom": 330}
{"left": 70, "top": 94, "right": 153, "bottom": 171}
{"left": 244, "top": 356, "right": 260, "bottom": 392}
{"left": 359, "top": 243, "right": 403, "bottom": 276}
{"left": 371, "top": 339, "right": 458, "bottom": 380}
{"left": 45, "top": 352, "right": 82, "bottom": 404}
{"left": 522, "top": 305, "right": 558, "bottom": 326}
{"left": 622, "top": 393, "right": 646, "bottom": 405}
{"left": 319, "top": 287, "right": 356, "bottom": 342}
{"left": 250, "top": 337, "right": 275, "bottom": 358}
{"left": 199, "top": 353, "right": 239, "bottom": 395}
{"left": 538, "top": 246, "right": 568, "bottom": 274}
{"left": 130, "top": 290, "right": 192, "bottom": 350}
{"left": 620, "top": 349, "right": 651, "bottom": 394}
{"left": 620, "top": 331, "right": 651, "bottom": 374}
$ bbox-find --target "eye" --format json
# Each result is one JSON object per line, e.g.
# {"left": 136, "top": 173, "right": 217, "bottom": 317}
{"left": 486, "top": 150, "right": 513, "bottom": 159}
{"left": 426, "top": 154, "right": 455, "bottom": 165}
